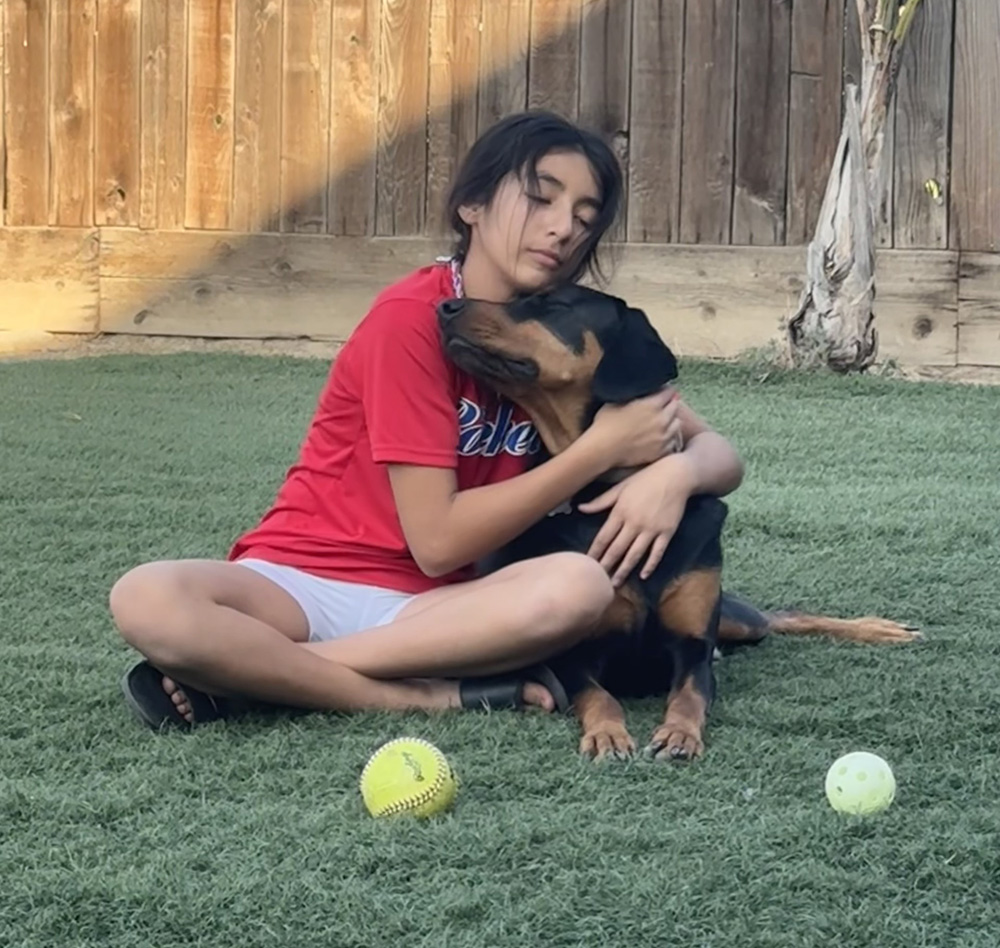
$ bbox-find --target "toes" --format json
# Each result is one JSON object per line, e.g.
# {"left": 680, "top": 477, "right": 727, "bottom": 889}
{"left": 521, "top": 681, "right": 555, "bottom": 713}
{"left": 580, "top": 727, "right": 636, "bottom": 762}
{"left": 645, "top": 727, "right": 704, "bottom": 762}
{"left": 162, "top": 676, "right": 194, "bottom": 718}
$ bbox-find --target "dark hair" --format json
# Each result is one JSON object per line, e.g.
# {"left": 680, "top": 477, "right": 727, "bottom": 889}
{"left": 445, "top": 110, "right": 623, "bottom": 286}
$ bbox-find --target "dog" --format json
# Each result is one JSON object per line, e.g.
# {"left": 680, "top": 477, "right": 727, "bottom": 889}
{"left": 438, "top": 283, "right": 920, "bottom": 763}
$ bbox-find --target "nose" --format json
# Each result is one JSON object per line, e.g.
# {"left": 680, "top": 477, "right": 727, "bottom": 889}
{"left": 546, "top": 203, "right": 575, "bottom": 242}
{"left": 438, "top": 298, "right": 464, "bottom": 322}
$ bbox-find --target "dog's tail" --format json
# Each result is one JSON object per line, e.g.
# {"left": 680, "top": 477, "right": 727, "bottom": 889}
{"left": 718, "top": 592, "right": 922, "bottom": 646}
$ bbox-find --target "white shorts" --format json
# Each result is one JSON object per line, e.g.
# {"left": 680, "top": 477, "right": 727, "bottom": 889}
{"left": 234, "top": 558, "right": 416, "bottom": 643}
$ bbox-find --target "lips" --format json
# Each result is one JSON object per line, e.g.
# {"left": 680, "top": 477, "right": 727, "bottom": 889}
{"left": 528, "top": 249, "right": 561, "bottom": 269}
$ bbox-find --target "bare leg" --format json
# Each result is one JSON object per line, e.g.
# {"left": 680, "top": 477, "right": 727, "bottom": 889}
{"left": 111, "top": 553, "right": 613, "bottom": 722}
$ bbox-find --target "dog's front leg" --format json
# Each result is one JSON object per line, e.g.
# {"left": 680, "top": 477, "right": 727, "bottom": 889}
{"left": 575, "top": 680, "right": 636, "bottom": 761}
{"left": 646, "top": 568, "right": 721, "bottom": 762}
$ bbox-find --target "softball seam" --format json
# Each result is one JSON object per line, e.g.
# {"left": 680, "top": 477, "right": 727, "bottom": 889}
{"left": 360, "top": 738, "right": 454, "bottom": 817}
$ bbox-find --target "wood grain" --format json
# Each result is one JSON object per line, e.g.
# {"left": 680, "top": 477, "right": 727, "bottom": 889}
{"left": 627, "top": 0, "right": 684, "bottom": 243}
{"left": 732, "top": 0, "right": 790, "bottom": 245}
{"left": 5, "top": 0, "right": 50, "bottom": 225}
{"left": 329, "top": 0, "right": 380, "bottom": 235}
{"left": 184, "top": 0, "right": 236, "bottom": 230}
{"left": 957, "top": 252, "right": 1000, "bottom": 365}
{"left": 375, "top": 0, "right": 431, "bottom": 235}
{"left": 528, "top": 0, "right": 581, "bottom": 120}
{"left": 280, "top": 0, "right": 332, "bottom": 233}
{"left": 786, "top": 0, "right": 843, "bottom": 244}
{"left": 427, "top": 0, "right": 482, "bottom": 236}
{"left": 580, "top": 0, "right": 632, "bottom": 241}
{"left": 0, "top": 227, "right": 99, "bottom": 332}
{"left": 94, "top": 228, "right": 967, "bottom": 368}
{"left": 950, "top": 0, "right": 1000, "bottom": 252}
{"left": 232, "top": 0, "right": 283, "bottom": 232}
{"left": 139, "top": 0, "right": 189, "bottom": 230}
{"left": 679, "top": 0, "right": 738, "bottom": 244}
{"left": 893, "top": 0, "right": 952, "bottom": 249}
{"left": 477, "top": 0, "right": 530, "bottom": 132}
{"left": 49, "top": 0, "right": 96, "bottom": 226}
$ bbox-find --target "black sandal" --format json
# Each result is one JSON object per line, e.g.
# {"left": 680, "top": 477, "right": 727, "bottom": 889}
{"left": 458, "top": 663, "right": 571, "bottom": 714}
{"left": 120, "top": 660, "right": 231, "bottom": 730}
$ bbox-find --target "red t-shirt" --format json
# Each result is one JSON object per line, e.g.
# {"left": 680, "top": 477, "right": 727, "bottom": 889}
{"left": 228, "top": 262, "right": 540, "bottom": 593}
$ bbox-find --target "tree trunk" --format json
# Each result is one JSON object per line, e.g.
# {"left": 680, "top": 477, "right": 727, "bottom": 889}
{"left": 787, "top": 87, "right": 879, "bottom": 372}
{"left": 786, "top": 0, "right": 922, "bottom": 373}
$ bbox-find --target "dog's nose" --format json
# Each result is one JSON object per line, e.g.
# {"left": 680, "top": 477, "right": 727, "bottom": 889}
{"left": 438, "top": 298, "right": 464, "bottom": 322}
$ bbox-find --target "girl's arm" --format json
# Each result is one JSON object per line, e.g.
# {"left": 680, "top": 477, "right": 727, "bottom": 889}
{"left": 578, "top": 396, "right": 745, "bottom": 586}
{"left": 389, "top": 388, "right": 680, "bottom": 578}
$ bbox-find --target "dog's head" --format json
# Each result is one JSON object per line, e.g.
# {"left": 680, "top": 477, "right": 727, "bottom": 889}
{"left": 438, "top": 283, "right": 678, "bottom": 454}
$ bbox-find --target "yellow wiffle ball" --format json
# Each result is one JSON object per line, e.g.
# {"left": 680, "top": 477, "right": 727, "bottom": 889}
{"left": 359, "top": 738, "right": 458, "bottom": 819}
{"left": 825, "top": 751, "right": 896, "bottom": 815}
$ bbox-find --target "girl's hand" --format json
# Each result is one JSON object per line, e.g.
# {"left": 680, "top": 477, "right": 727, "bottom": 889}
{"left": 586, "top": 387, "right": 683, "bottom": 469}
{"left": 578, "top": 454, "right": 696, "bottom": 586}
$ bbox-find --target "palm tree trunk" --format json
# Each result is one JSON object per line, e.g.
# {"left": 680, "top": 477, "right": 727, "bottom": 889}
{"left": 785, "top": 0, "right": 925, "bottom": 372}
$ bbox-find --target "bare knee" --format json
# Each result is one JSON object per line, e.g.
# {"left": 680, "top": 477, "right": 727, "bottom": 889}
{"left": 109, "top": 562, "right": 201, "bottom": 665}
{"left": 516, "top": 553, "right": 613, "bottom": 643}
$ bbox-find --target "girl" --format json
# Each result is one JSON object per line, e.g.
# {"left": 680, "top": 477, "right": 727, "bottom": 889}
{"left": 114, "top": 110, "right": 744, "bottom": 728}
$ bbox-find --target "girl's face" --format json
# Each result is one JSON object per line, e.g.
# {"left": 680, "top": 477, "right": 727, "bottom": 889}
{"left": 459, "top": 149, "right": 603, "bottom": 301}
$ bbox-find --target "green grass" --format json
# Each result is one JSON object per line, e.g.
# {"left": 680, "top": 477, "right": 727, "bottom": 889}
{"left": 2, "top": 352, "right": 999, "bottom": 948}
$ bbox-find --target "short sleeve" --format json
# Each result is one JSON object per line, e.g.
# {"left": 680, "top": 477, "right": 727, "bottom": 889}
{"left": 357, "top": 298, "right": 460, "bottom": 468}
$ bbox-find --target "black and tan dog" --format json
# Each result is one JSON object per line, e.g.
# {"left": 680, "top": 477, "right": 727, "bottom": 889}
{"left": 438, "top": 284, "right": 920, "bottom": 763}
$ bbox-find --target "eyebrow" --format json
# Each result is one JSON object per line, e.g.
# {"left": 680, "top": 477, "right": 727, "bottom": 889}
{"left": 535, "top": 171, "right": 601, "bottom": 210}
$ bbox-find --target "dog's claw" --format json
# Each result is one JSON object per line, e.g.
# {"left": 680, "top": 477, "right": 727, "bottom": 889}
{"left": 644, "top": 725, "right": 704, "bottom": 762}
{"left": 579, "top": 723, "right": 636, "bottom": 762}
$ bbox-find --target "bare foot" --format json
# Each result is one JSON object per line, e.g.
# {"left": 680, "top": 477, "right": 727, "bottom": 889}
{"left": 163, "top": 674, "right": 556, "bottom": 720}
{"left": 443, "top": 679, "right": 557, "bottom": 712}
{"left": 162, "top": 675, "right": 194, "bottom": 723}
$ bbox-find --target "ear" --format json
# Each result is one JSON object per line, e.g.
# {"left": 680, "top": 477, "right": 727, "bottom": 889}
{"left": 591, "top": 305, "right": 679, "bottom": 404}
{"left": 457, "top": 203, "right": 481, "bottom": 226}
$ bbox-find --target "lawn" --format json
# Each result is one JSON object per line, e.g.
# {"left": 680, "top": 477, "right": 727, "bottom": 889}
{"left": 2, "top": 351, "right": 999, "bottom": 948}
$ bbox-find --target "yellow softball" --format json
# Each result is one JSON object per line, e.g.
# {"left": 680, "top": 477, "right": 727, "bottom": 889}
{"left": 359, "top": 738, "right": 458, "bottom": 819}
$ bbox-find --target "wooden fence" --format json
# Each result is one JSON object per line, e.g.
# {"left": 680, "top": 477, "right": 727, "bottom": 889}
{"left": 1, "top": 0, "right": 998, "bottom": 367}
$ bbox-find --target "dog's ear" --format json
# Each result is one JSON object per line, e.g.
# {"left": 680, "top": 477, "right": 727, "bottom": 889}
{"left": 591, "top": 304, "right": 679, "bottom": 404}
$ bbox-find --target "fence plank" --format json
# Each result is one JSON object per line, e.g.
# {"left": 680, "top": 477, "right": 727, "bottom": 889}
{"left": 95, "top": 229, "right": 962, "bottom": 369}
{"left": 0, "top": 227, "right": 99, "bottom": 333}
{"left": 280, "top": 0, "right": 332, "bottom": 233}
{"left": 427, "top": 0, "right": 482, "bottom": 236}
{"left": 0, "top": 2, "right": 4, "bottom": 225}
{"left": 95, "top": 0, "right": 140, "bottom": 226}
{"left": 528, "top": 0, "right": 581, "bottom": 120}
{"left": 787, "top": 0, "right": 843, "bottom": 244}
{"left": 627, "top": 0, "right": 684, "bottom": 243}
{"left": 98, "top": 230, "right": 449, "bottom": 337}
{"left": 184, "top": 0, "right": 236, "bottom": 230}
{"left": 232, "top": 0, "right": 283, "bottom": 232}
{"left": 957, "top": 253, "right": 1000, "bottom": 365}
{"left": 139, "top": 0, "right": 188, "bottom": 230}
{"left": 376, "top": 0, "right": 430, "bottom": 235}
{"left": 950, "top": 0, "right": 1000, "bottom": 252}
{"left": 732, "top": 0, "right": 790, "bottom": 245}
{"left": 5, "top": 0, "right": 50, "bottom": 225}
{"left": 679, "top": 0, "right": 738, "bottom": 244}
{"left": 49, "top": 0, "right": 95, "bottom": 227}
{"left": 329, "top": 0, "right": 379, "bottom": 235}
{"left": 478, "top": 0, "right": 530, "bottom": 132}
{"left": 580, "top": 0, "right": 631, "bottom": 241}
{"left": 893, "top": 0, "right": 952, "bottom": 249}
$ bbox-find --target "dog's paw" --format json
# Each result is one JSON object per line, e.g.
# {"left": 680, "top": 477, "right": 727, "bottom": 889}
{"left": 579, "top": 721, "right": 636, "bottom": 762}
{"left": 644, "top": 724, "right": 704, "bottom": 762}
{"left": 850, "top": 617, "right": 924, "bottom": 644}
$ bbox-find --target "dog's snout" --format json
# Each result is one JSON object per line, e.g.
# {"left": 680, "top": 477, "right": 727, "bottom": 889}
{"left": 438, "top": 298, "right": 464, "bottom": 322}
